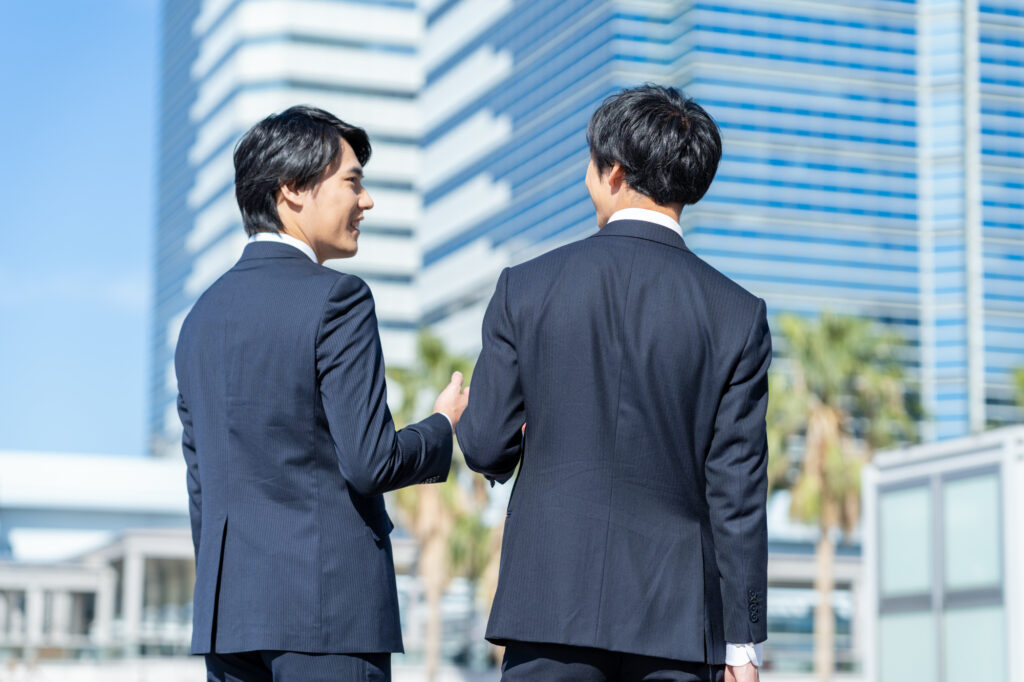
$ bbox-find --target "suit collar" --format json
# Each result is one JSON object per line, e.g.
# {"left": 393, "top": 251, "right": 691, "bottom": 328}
{"left": 248, "top": 231, "right": 318, "bottom": 262}
{"left": 593, "top": 219, "right": 690, "bottom": 251}
{"left": 607, "top": 208, "right": 682, "bottom": 237}
{"left": 238, "top": 240, "right": 319, "bottom": 262}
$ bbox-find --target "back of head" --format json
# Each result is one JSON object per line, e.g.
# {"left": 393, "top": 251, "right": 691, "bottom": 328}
{"left": 586, "top": 85, "right": 722, "bottom": 207}
{"left": 233, "top": 105, "right": 371, "bottom": 236}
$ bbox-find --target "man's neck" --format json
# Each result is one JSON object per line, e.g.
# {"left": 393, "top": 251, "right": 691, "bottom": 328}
{"left": 278, "top": 223, "right": 321, "bottom": 263}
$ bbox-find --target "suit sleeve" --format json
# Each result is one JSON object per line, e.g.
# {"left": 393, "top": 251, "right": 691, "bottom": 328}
{"left": 705, "top": 298, "right": 771, "bottom": 644}
{"left": 176, "top": 392, "right": 202, "bottom": 557}
{"left": 456, "top": 268, "right": 524, "bottom": 482}
{"left": 317, "top": 275, "right": 452, "bottom": 496}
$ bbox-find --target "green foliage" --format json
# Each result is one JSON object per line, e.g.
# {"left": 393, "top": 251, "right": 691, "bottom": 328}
{"left": 449, "top": 511, "right": 491, "bottom": 581}
{"left": 789, "top": 472, "right": 821, "bottom": 525}
{"left": 385, "top": 329, "right": 492, "bottom": 585}
{"left": 770, "top": 312, "right": 919, "bottom": 533}
{"left": 1015, "top": 367, "right": 1024, "bottom": 411}
{"left": 387, "top": 331, "right": 474, "bottom": 430}
{"left": 766, "top": 372, "right": 803, "bottom": 492}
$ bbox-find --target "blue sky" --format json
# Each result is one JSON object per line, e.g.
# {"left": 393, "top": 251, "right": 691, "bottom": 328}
{"left": 0, "top": 0, "right": 158, "bottom": 455}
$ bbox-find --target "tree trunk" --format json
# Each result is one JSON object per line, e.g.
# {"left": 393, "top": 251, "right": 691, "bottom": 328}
{"left": 813, "top": 530, "right": 836, "bottom": 681}
{"left": 415, "top": 486, "right": 449, "bottom": 682}
{"left": 423, "top": 543, "right": 444, "bottom": 682}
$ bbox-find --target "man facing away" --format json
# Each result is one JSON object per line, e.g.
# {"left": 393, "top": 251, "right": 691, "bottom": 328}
{"left": 457, "top": 86, "right": 771, "bottom": 682}
{"left": 175, "top": 105, "right": 468, "bottom": 682}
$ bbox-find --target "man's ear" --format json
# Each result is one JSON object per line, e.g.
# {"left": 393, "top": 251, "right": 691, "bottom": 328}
{"left": 607, "top": 163, "right": 626, "bottom": 193}
{"left": 278, "top": 181, "right": 305, "bottom": 208}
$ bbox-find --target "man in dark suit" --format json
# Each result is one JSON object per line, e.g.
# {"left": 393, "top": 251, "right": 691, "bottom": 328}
{"left": 457, "top": 86, "right": 770, "bottom": 682}
{"left": 175, "top": 105, "right": 468, "bottom": 682}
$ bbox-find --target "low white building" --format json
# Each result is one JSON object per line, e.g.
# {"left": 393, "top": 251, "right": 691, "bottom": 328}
{"left": 0, "top": 450, "right": 466, "bottom": 664}
{"left": 0, "top": 451, "right": 192, "bottom": 658}
{"left": 0, "top": 449, "right": 869, "bottom": 680}
{"left": 863, "top": 424, "right": 1024, "bottom": 682}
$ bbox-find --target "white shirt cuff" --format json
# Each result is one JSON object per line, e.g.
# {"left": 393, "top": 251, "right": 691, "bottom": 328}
{"left": 725, "top": 642, "right": 763, "bottom": 667}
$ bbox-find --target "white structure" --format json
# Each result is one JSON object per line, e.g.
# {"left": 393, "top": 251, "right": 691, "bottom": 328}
{"left": 863, "top": 424, "right": 1024, "bottom": 681}
{"left": 0, "top": 451, "right": 192, "bottom": 658}
{"left": 0, "top": 450, "right": 484, "bottom": 664}
{"left": 153, "top": 0, "right": 426, "bottom": 455}
{"left": 0, "top": 451, "right": 190, "bottom": 563}
{"left": 0, "top": 530, "right": 194, "bottom": 659}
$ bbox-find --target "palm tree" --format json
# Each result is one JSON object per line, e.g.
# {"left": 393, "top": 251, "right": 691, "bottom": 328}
{"left": 386, "top": 331, "right": 490, "bottom": 681}
{"left": 768, "top": 312, "right": 918, "bottom": 681}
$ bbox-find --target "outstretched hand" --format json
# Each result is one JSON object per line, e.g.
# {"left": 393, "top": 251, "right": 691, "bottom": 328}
{"left": 725, "top": 663, "right": 758, "bottom": 682}
{"left": 433, "top": 371, "right": 470, "bottom": 429}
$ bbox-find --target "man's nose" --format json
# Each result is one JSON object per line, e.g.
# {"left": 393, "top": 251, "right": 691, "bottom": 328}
{"left": 360, "top": 190, "right": 374, "bottom": 210}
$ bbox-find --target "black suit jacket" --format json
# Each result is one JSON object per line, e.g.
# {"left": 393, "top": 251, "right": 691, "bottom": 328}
{"left": 456, "top": 219, "right": 771, "bottom": 664}
{"left": 175, "top": 241, "right": 452, "bottom": 655}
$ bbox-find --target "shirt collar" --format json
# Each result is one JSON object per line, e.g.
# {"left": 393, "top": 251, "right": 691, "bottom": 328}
{"left": 606, "top": 208, "right": 682, "bottom": 238}
{"left": 248, "top": 231, "right": 318, "bottom": 263}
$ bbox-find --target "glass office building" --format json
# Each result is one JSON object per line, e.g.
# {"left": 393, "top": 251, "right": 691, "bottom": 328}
{"left": 153, "top": 0, "right": 424, "bottom": 455}
{"left": 918, "top": 0, "right": 1024, "bottom": 439}
{"left": 417, "top": 0, "right": 1024, "bottom": 441}
{"left": 154, "top": 0, "right": 1023, "bottom": 449}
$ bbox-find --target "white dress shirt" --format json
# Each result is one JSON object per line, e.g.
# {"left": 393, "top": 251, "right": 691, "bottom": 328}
{"left": 607, "top": 207, "right": 765, "bottom": 669}
{"left": 249, "top": 231, "right": 318, "bottom": 263}
{"left": 607, "top": 207, "right": 684, "bottom": 238}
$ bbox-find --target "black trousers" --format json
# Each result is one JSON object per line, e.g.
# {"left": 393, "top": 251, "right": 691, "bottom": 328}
{"left": 205, "top": 650, "right": 390, "bottom": 682}
{"left": 501, "top": 641, "right": 725, "bottom": 682}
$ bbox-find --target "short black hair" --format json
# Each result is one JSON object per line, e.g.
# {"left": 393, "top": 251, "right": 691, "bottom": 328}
{"left": 233, "top": 105, "right": 371, "bottom": 236}
{"left": 586, "top": 85, "right": 722, "bottom": 207}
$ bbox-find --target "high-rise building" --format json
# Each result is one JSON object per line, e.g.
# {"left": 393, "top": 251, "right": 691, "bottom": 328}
{"left": 918, "top": 0, "right": 1024, "bottom": 438}
{"left": 417, "top": 0, "right": 1024, "bottom": 442}
{"left": 153, "top": 0, "right": 423, "bottom": 455}
{"left": 153, "top": 0, "right": 1023, "bottom": 452}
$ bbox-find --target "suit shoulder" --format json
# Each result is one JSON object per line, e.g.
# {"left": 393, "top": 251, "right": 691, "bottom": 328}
{"left": 506, "top": 236, "right": 591, "bottom": 279}
{"left": 679, "top": 249, "right": 764, "bottom": 312}
{"left": 320, "top": 268, "right": 372, "bottom": 301}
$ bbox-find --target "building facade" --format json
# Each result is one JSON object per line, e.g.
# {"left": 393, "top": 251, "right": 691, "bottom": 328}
{"left": 153, "top": 0, "right": 425, "bottom": 455}
{"left": 417, "top": 0, "right": 1024, "bottom": 441}
{"left": 153, "top": 1, "right": 1023, "bottom": 450}
{"left": 917, "top": 0, "right": 1024, "bottom": 438}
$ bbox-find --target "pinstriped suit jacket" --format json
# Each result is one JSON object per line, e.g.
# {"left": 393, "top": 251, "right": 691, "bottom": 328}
{"left": 175, "top": 240, "right": 452, "bottom": 655}
{"left": 457, "top": 220, "right": 771, "bottom": 664}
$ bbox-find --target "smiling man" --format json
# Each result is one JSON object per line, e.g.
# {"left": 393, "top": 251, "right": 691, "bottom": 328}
{"left": 175, "top": 105, "right": 468, "bottom": 682}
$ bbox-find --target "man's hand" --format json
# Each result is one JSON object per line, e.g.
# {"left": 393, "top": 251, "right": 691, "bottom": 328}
{"left": 725, "top": 663, "right": 758, "bottom": 682}
{"left": 433, "top": 371, "right": 469, "bottom": 429}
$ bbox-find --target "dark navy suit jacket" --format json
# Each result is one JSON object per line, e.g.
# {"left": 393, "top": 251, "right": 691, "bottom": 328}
{"left": 456, "top": 219, "right": 771, "bottom": 664}
{"left": 175, "top": 240, "right": 452, "bottom": 655}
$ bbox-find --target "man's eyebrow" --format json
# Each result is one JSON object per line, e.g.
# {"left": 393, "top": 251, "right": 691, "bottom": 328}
{"left": 343, "top": 166, "right": 364, "bottom": 178}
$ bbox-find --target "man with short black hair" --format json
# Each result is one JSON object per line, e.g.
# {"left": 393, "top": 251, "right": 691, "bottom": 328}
{"left": 175, "top": 105, "right": 468, "bottom": 682}
{"left": 458, "top": 85, "right": 770, "bottom": 682}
